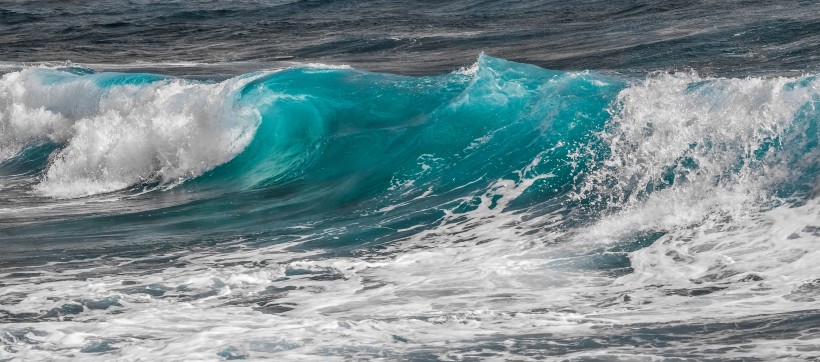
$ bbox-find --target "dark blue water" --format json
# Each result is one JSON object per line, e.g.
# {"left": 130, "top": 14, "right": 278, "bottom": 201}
{"left": 2, "top": 1, "right": 820, "bottom": 360}
{"left": 3, "top": 0, "right": 820, "bottom": 76}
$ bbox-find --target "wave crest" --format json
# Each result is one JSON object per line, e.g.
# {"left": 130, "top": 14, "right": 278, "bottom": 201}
{"left": 0, "top": 67, "right": 262, "bottom": 198}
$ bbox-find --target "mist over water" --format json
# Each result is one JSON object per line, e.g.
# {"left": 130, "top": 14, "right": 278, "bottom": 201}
{"left": 2, "top": 1, "right": 820, "bottom": 361}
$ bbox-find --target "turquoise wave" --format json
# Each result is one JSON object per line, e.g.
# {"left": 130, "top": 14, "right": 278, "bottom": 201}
{"left": 1, "top": 55, "right": 818, "bottom": 252}
{"left": 202, "top": 55, "right": 620, "bottom": 209}
{"left": 0, "top": 55, "right": 621, "bottom": 206}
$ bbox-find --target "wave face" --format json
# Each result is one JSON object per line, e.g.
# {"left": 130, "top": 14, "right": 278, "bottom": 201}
{"left": 2, "top": 56, "right": 820, "bottom": 360}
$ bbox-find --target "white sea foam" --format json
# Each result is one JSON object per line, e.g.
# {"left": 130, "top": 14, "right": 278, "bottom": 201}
{"left": 577, "top": 71, "right": 819, "bottom": 208}
{"left": 0, "top": 67, "right": 264, "bottom": 198}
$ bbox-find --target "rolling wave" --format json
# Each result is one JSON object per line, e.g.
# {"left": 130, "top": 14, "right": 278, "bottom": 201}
{"left": 2, "top": 55, "right": 817, "bottom": 212}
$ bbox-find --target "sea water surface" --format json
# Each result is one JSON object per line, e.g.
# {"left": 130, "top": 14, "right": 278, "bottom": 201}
{"left": 2, "top": 1, "right": 820, "bottom": 360}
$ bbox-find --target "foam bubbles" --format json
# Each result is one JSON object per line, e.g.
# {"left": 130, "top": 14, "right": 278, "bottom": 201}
{"left": 0, "top": 67, "right": 263, "bottom": 198}
{"left": 576, "top": 71, "right": 820, "bottom": 224}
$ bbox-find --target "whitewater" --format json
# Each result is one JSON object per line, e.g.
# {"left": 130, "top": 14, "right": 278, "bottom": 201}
{"left": 4, "top": 2, "right": 820, "bottom": 360}
{"left": 0, "top": 51, "right": 818, "bottom": 360}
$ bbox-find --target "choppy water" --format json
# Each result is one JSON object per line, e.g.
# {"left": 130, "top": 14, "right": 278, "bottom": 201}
{"left": 2, "top": 1, "right": 820, "bottom": 361}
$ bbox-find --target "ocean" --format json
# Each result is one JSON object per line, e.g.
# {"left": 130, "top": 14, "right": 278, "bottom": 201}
{"left": 2, "top": 1, "right": 820, "bottom": 360}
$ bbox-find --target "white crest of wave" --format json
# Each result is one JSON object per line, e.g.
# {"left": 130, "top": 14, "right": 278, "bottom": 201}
{"left": 0, "top": 67, "right": 263, "bottom": 198}
{"left": 577, "top": 71, "right": 820, "bottom": 221}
